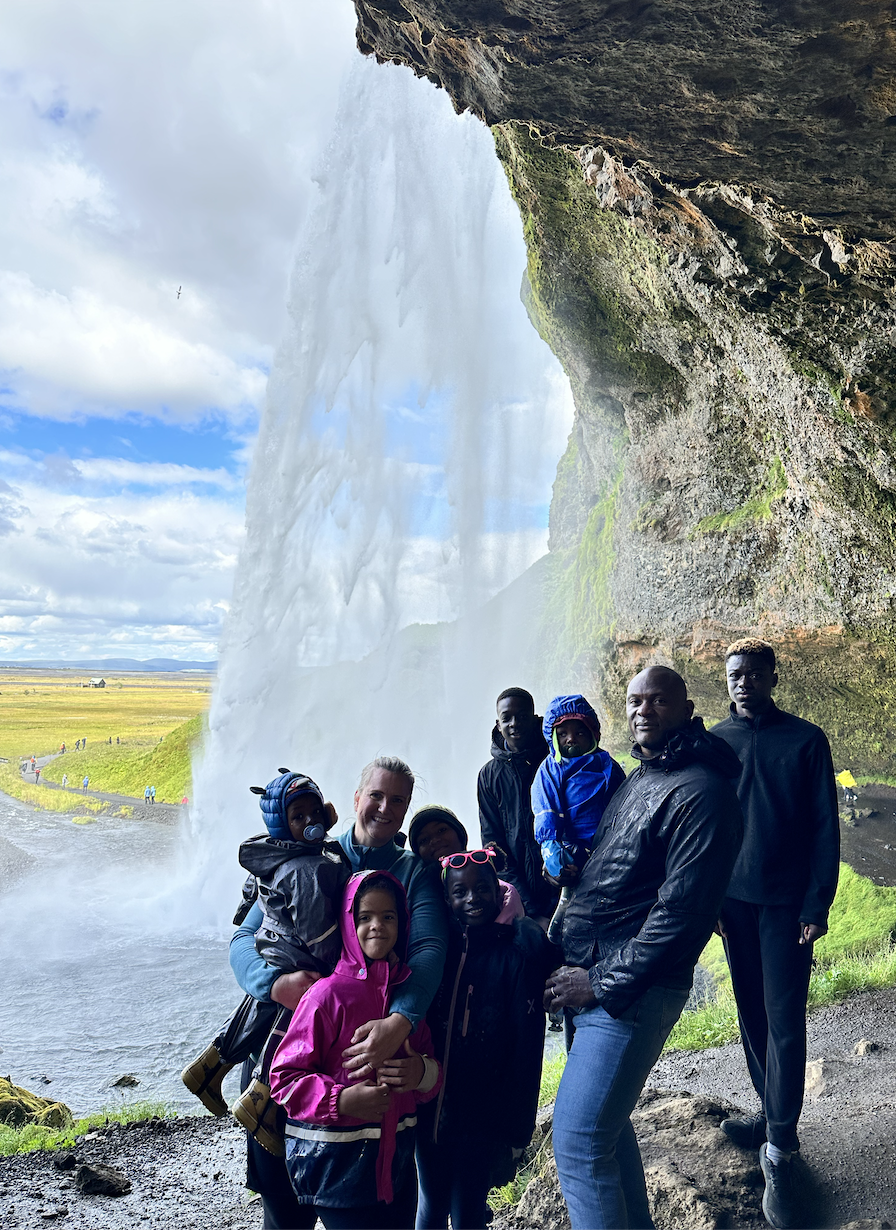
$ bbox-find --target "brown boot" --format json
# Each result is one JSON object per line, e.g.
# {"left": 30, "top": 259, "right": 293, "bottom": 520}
{"left": 181, "top": 1043, "right": 235, "bottom": 1117}
{"left": 231, "top": 1079, "right": 285, "bottom": 1157}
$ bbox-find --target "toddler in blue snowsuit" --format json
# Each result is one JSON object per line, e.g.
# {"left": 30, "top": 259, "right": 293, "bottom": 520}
{"left": 531, "top": 695, "right": 626, "bottom": 943}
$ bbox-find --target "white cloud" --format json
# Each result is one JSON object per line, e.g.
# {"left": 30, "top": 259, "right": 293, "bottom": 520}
{"left": 0, "top": 0, "right": 356, "bottom": 422}
{"left": 0, "top": 478, "right": 244, "bottom": 657}
{"left": 0, "top": 272, "right": 267, "bottom": 419}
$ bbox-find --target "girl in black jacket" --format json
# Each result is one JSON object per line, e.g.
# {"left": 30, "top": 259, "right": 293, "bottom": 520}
{"left": 416, "top": 850, "right": 558, "bottom": 1230}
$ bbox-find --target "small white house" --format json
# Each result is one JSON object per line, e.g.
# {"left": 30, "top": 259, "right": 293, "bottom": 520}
{"left": 88, "top": 677, "right": 106, "bottom": 688}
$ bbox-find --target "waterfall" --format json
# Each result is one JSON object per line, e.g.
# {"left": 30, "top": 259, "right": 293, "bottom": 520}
{"left": 190, "top": 57, "right": 572, "bottom": 924}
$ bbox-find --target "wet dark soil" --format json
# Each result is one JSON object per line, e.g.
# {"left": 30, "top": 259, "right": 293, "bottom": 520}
{"left": 840, "top": 785, "right": 896, "bottom": 887}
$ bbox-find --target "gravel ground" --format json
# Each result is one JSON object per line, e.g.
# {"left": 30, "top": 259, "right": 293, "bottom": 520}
{"left": 2, "top": 988, "right": 894, "bottom": 1228}
{"left": 651, "top": 985, "right": 896, "bottom": 1228}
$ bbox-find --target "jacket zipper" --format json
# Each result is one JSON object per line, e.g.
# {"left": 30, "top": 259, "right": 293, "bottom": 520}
{"left": 432, "top": 930, "right": 468, "bottom": 1143}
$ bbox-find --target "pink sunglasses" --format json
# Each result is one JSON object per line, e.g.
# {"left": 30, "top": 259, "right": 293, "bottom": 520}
{"left": 439, "top": 848, "right": 496, "bottom": 871}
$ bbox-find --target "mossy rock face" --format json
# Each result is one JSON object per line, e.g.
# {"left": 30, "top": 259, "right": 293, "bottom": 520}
{"left": 353, "top": 4, "right": 896, "bottom": 775}
{"left": 0, "top": 1077, "right": 73, "bottom": 1130}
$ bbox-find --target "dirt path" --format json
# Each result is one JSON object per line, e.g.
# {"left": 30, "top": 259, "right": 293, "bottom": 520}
{"left": 2, "top": 987, "right": 895, "bottom": 1228}
{"left": 19, "top": 754, "right": 182, "bottom": 824}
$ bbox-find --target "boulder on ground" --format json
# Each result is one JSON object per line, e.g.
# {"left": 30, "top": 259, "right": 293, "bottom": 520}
{"left": 0, "top": 1076, "right": 72, "bottom": 1130}
{"left": 496, "top": 1088, "right": 765, "bottom": 1229}
{"left": 75, "top": 1162, "right": 131, "bottom": 1196}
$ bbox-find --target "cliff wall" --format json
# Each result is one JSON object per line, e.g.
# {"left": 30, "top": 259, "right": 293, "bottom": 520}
{"left": 353, "top": 1, "right": 896, "bottom": 771}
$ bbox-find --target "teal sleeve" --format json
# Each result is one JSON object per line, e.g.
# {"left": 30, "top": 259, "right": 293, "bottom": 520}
{"left": 229, "top": 902, "right": 280, "bottom": 1003}
{"left": 388, "top": 864, "right": 448, "bottom": 1027}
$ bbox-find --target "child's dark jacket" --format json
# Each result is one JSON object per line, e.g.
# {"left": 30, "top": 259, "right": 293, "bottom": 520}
{"left": 237, "top": 836, "right": 351, "bottom": 974}
{"left": 425, "top": 916, "right": 559, "bottom": 1149}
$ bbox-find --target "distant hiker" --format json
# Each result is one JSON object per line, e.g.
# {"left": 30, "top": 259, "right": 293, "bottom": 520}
{"left": 532, "top": 694, "right": 625, "bottom": 943}
{"left": 546, "top": 666, "right": 742, "bottom": 1230}
{"left": 75, "top": 740, "right": 80, "bottom": 751}
{"left": 144, "top": 786, "right": 151, "bottom": 804}
{"left": 108, "top": 736, "right": 112, "bottom": 745}
{"left": 62, "top": 773, "right": 68, "bottom": 789}
{"left": 269, "top": 872, "right": 440, "bottom": 1229}
{"left": 82, "top": 776, "right": 89, "bottom": 792}
{"left": 416, "top": 849, "right": 557, "bottom": 1229}
{"left": 408, "top": 804, "right": 524, "bottom": 922}
{"left": 116, "top": 736, "right": 120, "bottom": 744}
{"left": 30, "top": 756, "right": 35, "bottom": 771}
{"left": 82, "top": 737, "right": 87, "bottom": 748}
{"left": 182, "top": 771, "right": 350, "bottom": 1159}
{"left": 150, "top": 785, "right": 156, "bottom": 803}
{"left": 478, "top": 688, "right": 557, "bottom": 927}
{"left": 713, "top": 639, "right": 839, "bottom": 1230}
{"left": 60, "top": 742, "right": 65, "bottom": 754}
{"left": 35, "top": 767, "right": 41, "bottom": 782}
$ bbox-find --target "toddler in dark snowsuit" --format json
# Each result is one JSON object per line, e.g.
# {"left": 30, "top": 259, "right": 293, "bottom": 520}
{"left": 182, "top": 769, "right": 350, "bottom": 1155}
{"left": 415, "top": 849, "right": 558, "bottom": 1230}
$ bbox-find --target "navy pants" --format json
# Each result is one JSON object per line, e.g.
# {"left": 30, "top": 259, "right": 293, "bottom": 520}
{"left": 416, "top": 1125, "right": 513, "bottom": 1229}
{"left": 721, "top": 899, "right": 814, "bottom": 1152}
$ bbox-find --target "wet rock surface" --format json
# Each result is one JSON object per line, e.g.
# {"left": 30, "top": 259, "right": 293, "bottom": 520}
{"left": 494, "top": 986, "right": 896, "bottom": 1229}
{"left": 352, "top": 2, "right": 896, "bottom": 772}
{"left": 0, "top": 1116, "right": 254, "bottom": 1229}
{"left": 2, "top": 991, "right": 895, "bottom": 1227}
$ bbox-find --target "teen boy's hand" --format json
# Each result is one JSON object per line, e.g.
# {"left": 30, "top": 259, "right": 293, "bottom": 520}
{"left": 377, "top": 1039, "right": 425, "bottom": 1093}
{"left": 343, "top": 1012, "right": 412, "bottom": 1075}
{"left": 337, "top": 1080, "right": 392, "bottom": 1121}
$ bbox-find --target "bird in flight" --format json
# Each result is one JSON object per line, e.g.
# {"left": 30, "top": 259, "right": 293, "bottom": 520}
{"left": 177, "top": 286, "right": 182, "bottom": 299}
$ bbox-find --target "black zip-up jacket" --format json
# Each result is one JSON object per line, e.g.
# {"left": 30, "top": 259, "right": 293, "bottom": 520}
{"left": 562, "top": 718, "right": 743, "bottom": 1019}
{"left": 478, "top": 721, "right": 557, "bottom": 918}
{"left": 424, "top": 917, "right": 559, "bottom": 1148}
{"left": 712, "top": 701, "right": 839, "bottom": 926}
{"left": 235, "top": 835, "right": 351, "bottom": 974}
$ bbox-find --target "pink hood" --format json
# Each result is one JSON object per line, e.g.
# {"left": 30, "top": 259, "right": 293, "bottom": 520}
{"left": 269, "top": 869, "right": 438, "bottom": 1204}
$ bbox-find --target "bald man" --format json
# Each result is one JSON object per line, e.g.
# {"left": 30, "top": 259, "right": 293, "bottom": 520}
{"left": 545, "top": 666, "right": 743, "bottom": 1230}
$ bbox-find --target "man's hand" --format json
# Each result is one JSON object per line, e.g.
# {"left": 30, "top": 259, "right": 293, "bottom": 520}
{"left": 271, "top": 969, "right": 321, "bottom": 1010}
{"left": 342, "top": 1012, "right": 413, "bottom": 1075}
{"left": 544, "top": 965, "right": 597, "bottom": 1012}
{"left": 714, "top": 917, "right": 727, "bottom": 939}
{"left": 800, "top": 923, "right": 826, "bottom": 945}
{"left": 337, "top": 1080, "right": 392, "bottom": 1121}
{"left": 377, "top": 1039, "right": 425, "bottom": 1093}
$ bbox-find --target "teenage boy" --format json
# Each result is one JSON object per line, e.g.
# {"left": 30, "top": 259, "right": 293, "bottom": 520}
{"left": 713, "top": 638, "right": 839, "bottom": 1230}
{"left": 477, "top": 687, "right": 556, "bottom": 926}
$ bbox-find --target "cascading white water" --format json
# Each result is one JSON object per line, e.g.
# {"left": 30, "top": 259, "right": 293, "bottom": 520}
{"left": 0, "top": 54, "right": 573, "bottom": 1116}
{"left": 190, "top": 57, "right": 572, "bottom": 923}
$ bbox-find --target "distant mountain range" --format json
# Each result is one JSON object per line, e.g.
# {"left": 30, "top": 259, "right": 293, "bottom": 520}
{"left": 1, "top": 658, "right": 216, "bottom": 672}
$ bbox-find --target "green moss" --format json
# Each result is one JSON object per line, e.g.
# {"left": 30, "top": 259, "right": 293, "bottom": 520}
{"left": 493, "top": 124, "right": 683, "bottom": 405}
{"left": 693, "top": 454, "right": 787, "bottom": 535}
{"left": 0, "top": 1100, "right": 171, "bottom": 1157}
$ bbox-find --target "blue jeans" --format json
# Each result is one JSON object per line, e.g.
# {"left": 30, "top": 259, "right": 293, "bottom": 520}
{"left": 553, "top": 984, "right": 689, "bottom": 1229}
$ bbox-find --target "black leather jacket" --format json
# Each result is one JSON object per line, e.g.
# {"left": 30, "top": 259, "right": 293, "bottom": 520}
{"left": 562, "top": 719, "right": 743, "bottom": 1018}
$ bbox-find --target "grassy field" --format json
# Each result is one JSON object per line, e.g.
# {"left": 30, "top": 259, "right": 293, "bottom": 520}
{"left": 0, "top": 669, "right": 211, "bottom": 806}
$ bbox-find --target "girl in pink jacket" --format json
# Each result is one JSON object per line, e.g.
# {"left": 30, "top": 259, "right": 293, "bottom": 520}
{"left": 269, "top": 870, "right": 440, "bottom": 1230}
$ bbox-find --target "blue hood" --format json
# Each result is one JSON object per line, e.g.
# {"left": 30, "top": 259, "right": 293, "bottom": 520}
{"left": 250, "top": 770, "right": 324, "bottom": 841}
{"left": 543, "top": 694, "right": 601, "bottom": 758}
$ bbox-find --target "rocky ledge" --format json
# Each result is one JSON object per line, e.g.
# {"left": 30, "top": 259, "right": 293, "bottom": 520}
{"left": 1, "top": 987, "right": 895, "bottom": 1226}
{"left": 353, "top": 2, "right": 896, "bottom": 765}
